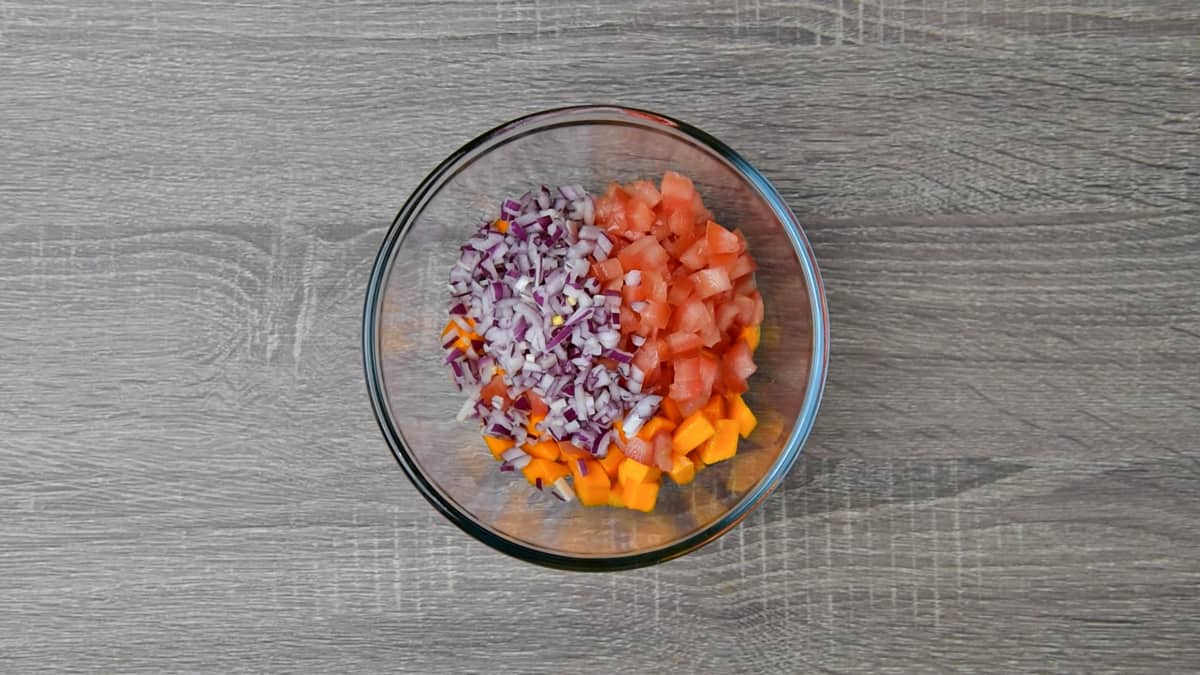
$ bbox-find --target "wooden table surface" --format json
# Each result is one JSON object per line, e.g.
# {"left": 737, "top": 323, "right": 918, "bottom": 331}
{"left": 3, "top": 1, "right": 1198, "bottom": 672}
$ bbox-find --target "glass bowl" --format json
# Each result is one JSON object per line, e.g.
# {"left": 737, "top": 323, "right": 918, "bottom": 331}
{"left": 363, "top": 105, "right": 828, "bottom": 571}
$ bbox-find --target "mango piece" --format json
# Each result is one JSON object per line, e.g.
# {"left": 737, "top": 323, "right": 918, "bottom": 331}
{"left": 523, "top": 439, "right": 560, "bottom": 461}
{"left": 570, "top": 458, "right": 611, "bottom": 506}
{"left": 483, "top": 435, "right": 515, "bottom": 460}
{"left": 521, "top": 457, "right": 568, "bottom": 488}
{"left": 598, "top": 445, "right": 625, "bottom": 479}
{"left": 667, "top": 453, "right": 696, "bottom": 485}
{"left": 697, "top": 419, "right": 739, "bottom": 465}
{"left": 622, "top": 480, "right": 660, "bottom": 512}
{"left": 660, "top": 397, "right": 683, "bottom": 423}
{"left": 636, "top": 416, "right": 677, "bottom": 441}
{"left": 557, "top": 441, "right": 590, "bottom": 460}
{"left": 494, "top": 219, "right": 509, "bottom": 233}
{"left": 725, "top": 393, "right": 758, "bottom": 438}
{"left": 607, "top": 487, "right": 627, "bottom": 508}
{"left": 672, "top": 411, "right": 716, "bottom": 454}
{"left": 741, "top": 324, "right": 761, "bottom": 351}
{"left": 618, "top": 458, "right": 660, "bottom": 487}
{"left": 700, "top": 394, "right": 725, "bottom": 422}
{"left": 526, "top": 413, "right": 546, "bottom": 437}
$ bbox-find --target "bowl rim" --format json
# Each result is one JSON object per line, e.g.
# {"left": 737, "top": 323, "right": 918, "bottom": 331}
{"left": 362, "top": 104, "right": 829, "bottom": 571}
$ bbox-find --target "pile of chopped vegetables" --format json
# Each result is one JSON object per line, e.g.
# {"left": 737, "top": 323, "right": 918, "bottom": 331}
{"left": 443, "top": 172, "right": 761, "bottom": 511}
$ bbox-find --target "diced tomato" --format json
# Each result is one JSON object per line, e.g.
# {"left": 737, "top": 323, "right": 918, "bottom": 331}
{"left": 673, "top": 298, "right": 710, "bottom": 334}
{"left": 653, "top": 432, "right": 674, "bottom": 471}
{"left": 733, "top": 294, "right": 757, "bottom": 326}
{"left": 641, "top": 300, "right": 671, "bottom": 331}
{"left": 665, "top": 331, "right": 703, "bottom": 357}
{"left": 749, "top": 291, "right": 764, "bottom": 325}
{"left": 666, "top": 274, "right": 693, "bottom": 305}
{"left": 626, "top": 197, "right": 655, "bottom": 233}
{"left": 679, "top": 238, "right": 708, "bottom": 271}
{"left": 669, "top": 357, "right": 704, "bottom": 401}
{"left": 632, "top": 339, "right": 660, "bottom": 375}
{"left": 660, "top": 170, "right": 695, "bottom": 211}
{"left": 620, "top": 306, "right": 639, "bottom": 332}
{"left": 729, "top": 253, "right": 757, "bottom": 279}
{"left": 708, "top": 251, "right": 738, "bottom": 272}
{"left": 623, "top": 278, "right": 652, "bottom": 304}
{"left": 716, "top": 302, "right": 741, "bottom": 333}
{"left": 733, "top": 275, "right": 756, "bottom": 296}
{"left": 592, "top": 258, "right": 623, "bottom": 282}
{"left": 652, "top": 219, "right": 672, "bottom": 242}
{"left": 650, "top": 274, "right": 668, "bottom": 304}
{"left": 595, "top": 183, "right": 630, "bottom": 234}
{"left": 705, "top": 221, "right": 742, "bottom": 255}
{"left": 722, "top": 339, "right": 757, "bottom": 388}
{"left": 587, "top": 170, "right": 765, "bottom": 456}
{"left": 690, "top": 268, "right": 732, "bottom": 299}
{"left": 626, "top": 179, "right": 661, "bottom": 208}
{"left": 617, "top": 235, "right": 669, "bottom": 271}
{"left": 622, "top": 436, "right": 654, "bottom": 465}
{"left": 677, "top": 394, "right": 708, "bottom": 419}
{"left": 667, "top": 209, "right": 694, "bottom": 238}
{"left": 697, "top": 353, "right": 719, "bottom": 396}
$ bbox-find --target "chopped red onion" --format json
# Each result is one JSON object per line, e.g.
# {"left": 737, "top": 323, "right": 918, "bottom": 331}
{"left": 444, "top": 186, "right": 664, "bottom": 476}
{"left": 551, "top": 477, "right": 575, "bottom": 502}
{"left": 603, "top": 349, "right": 634, "bottom": 364}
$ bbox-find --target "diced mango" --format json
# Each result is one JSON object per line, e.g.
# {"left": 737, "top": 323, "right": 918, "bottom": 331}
{"left": 660, "top": 397, "right": 683, "bottom": 423}
{"left": 598, "top": 445, "right": 625, "bottom": 479}
{"left": 571, "top": 478, "right": 609, "bottom": 504}
{"left": 672, "top": 411, "right": 716, "bottom": 454}
{"left": 667, "top": 453, "right": 696, "bottom": 485}
{"left": 558, "top": 441, "right": 591, "bottom": 460}
{"left": 618, "top": 458, "right": 660, "bottom": 487}
{"left": 521, "top": 457, "right": 569, "bottom": 488}
{"left": 567, "top": 457, "right": 589, "bottom": 479}
{"left": 637, "top": 416, "right": 677, "bottom": 441}
{"left": 570, "top": 458, "right": 611, "bottom": 506}
{"left": 494, "top": 219, "right": 509, "bottom": 233}
{"left": 622, "top": 480, "right": 660, "bottom": 512}
{"left": 741, "top": 324, "right": 761, "bottom": 351}
{"left": 607, "top": 487, "right": 627, "bottom": 508}
{"left": 725, "top": 394, "right": 757, "bottom": 438}
{"left": 700, "top": 394, "right": 725, "bottom": 422}
{"left": 483, "top": 435, "right": 515, "bottom": 460}
{"left": 526, "top": 413, "right": 545, "bottom": 437}
{"left": 687, "top": 448, "right": 707, "bottom": 471}
{"left": 523, "top": 439, "right": 560, "bottom": 461}
{"left": 697, "top": 419, "right": 740, "bottom": 465}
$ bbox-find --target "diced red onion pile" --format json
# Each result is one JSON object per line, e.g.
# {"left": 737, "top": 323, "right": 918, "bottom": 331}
{"left": 444, "top": 185, "right": 662, "bottom": 460}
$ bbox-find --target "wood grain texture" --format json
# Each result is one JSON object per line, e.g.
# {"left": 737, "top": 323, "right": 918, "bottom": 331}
{"left": 2, "top": 0, "right": 1198, "bottom": 672}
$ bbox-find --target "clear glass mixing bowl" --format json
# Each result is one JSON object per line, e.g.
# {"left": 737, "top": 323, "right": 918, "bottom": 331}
{"left": 363, "top": 106, "right": 828, "bottom": 570}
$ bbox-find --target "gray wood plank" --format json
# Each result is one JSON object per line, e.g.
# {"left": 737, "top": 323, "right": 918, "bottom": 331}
{"left": 1, "top": 0, "right": 1197, "bottom": 672}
